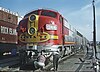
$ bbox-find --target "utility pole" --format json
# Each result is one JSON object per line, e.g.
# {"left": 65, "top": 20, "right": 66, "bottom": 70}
{"left": 92, "top": 0, "right": 99, "bottom": 72}
{"left": 92, "top": 0, "right": 97, "bottom": 58}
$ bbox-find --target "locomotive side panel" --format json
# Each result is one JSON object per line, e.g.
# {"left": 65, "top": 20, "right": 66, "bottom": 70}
{"left": 38, "top": 15, "right": 61, "bottom": 45}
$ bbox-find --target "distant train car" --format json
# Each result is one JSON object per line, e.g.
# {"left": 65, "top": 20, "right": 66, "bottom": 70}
{"left": 0, "top": 7, "right": 18, "bottom": 56}
{"left": 17, "top": 9, "right": 88, "bottom": 57}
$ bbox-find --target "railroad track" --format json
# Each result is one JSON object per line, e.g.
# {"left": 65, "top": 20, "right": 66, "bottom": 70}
{"left": 0, "top": 56, "right": 20, "bottom": 71}
{"left": 0, "top": 66, "right": 20, "bottom": 71}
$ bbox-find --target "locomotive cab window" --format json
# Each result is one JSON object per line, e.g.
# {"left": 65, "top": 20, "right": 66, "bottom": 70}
{"left": 41, "top": 11, "right": 57, "bottom": 18}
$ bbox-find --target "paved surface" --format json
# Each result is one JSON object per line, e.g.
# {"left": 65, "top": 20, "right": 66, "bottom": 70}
{"left": 57, "top": 50, "right": 94, "bottom": 72}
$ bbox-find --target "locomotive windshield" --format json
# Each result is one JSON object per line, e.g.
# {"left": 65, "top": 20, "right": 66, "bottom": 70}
{"left": 41, "top": 11, "right": 57, "bottom": 18}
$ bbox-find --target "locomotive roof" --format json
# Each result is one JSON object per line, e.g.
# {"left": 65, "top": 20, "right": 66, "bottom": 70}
{"left": 38, "top": 9, "right": 58, "bottom": 13}
{"left": 24, "top": 9, "right": 62, "bottom": 18}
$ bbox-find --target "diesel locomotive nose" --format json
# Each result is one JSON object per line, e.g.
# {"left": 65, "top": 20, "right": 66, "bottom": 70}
{"left": 18, "top": 14, "right": 50, "bottom": 43}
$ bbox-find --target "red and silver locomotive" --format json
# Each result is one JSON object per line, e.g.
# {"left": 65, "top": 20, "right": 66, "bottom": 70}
{"left": 17, "top": 9, "right": 88, "bottom": 57}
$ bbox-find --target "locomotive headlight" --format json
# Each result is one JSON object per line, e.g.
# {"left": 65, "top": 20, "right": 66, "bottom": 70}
{"left": 29, "top": 14, "right": 36, "bottom": 22}
{"left": 46, "top": 24, "right": 57, "bottom": 30}
{"left": 28, "top": 27, "right": 36, "bottom": 35}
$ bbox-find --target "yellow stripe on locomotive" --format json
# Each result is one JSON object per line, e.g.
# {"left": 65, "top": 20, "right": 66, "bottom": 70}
{"left": 28, "top": 14, "right": 38, "bottom": 35}
{"left": 19, "top": 32, "right": 51, "bottom": 43}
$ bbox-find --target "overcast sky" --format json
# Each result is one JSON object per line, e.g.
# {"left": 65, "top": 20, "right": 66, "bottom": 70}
{"left": 0, "top": 0, "right": 100, "bottom": 41}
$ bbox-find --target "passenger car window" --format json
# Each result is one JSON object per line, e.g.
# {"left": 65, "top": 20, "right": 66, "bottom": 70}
{"left": 41, "top": 11, "right": 57, "bottom": 18}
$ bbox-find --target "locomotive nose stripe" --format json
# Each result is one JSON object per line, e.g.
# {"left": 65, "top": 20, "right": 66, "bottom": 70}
{"left": 28, "top": 14, "right": 39, "bottom": 35}
{"left": 50, "top": 35, "right": 58, "bottom": 40}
